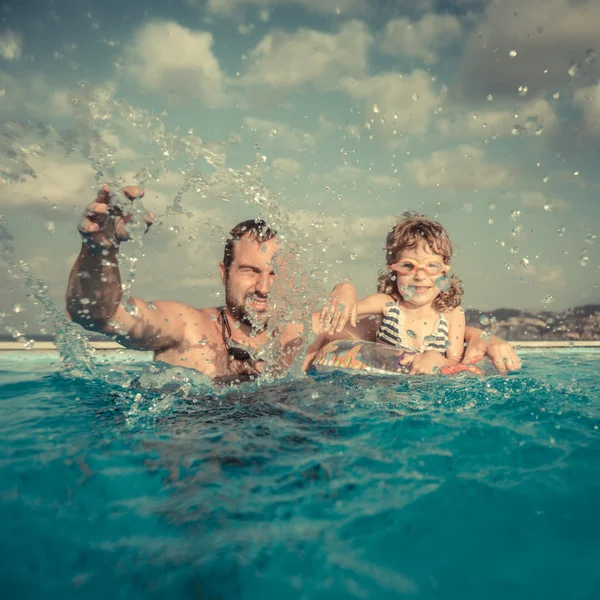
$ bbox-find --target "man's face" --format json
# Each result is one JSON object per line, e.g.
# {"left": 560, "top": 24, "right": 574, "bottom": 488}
{"left": 219, "top": 234, "right": 280, "bottom": 329}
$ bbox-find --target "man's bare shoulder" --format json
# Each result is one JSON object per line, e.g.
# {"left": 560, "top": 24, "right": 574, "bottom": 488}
{"left": 150, "top": 301, "right": 220, "bottom": 339}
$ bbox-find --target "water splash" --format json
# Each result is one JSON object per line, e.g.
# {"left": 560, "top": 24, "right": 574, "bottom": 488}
{"left": 0, "top": 219, "right": 98, "bottom": 376}
{"left": 1, "top": 82, "right": 332, "bottom": 382}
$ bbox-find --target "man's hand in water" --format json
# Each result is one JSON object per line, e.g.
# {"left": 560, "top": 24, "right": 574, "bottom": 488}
{"left": 319, "top": 282, "right": 358, "bottom": 333}
{"left": 463, "top": 334, "right": 522, "bottom": 373}
{"left": 78, "top": 185, "right": 152, "bottom": 253}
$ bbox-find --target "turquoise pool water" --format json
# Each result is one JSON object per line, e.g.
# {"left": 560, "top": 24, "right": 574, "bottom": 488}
{"left": 1, "top": 351, "right": 599, "bottom": 599}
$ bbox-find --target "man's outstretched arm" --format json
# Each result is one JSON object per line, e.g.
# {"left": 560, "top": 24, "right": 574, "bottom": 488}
{"left": 463, "top": 326, "right": 522, "bottom": 372}
{"left": 66, "top": 186, "right": 186, "bottom": 351}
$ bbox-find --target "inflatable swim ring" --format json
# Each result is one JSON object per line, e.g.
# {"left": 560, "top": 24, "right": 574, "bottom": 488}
{"left": 312, "top": 339, "right": 488, "bottom": 376}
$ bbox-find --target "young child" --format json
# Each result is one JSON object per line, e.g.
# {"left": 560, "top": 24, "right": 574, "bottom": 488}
{"left": 356, "top": 212, "right": 465, "bottom": 374}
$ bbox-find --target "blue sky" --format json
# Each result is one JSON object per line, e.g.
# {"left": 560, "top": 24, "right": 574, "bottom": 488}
{"left": 1, "top": 0, "right": 600, "bottom": 334}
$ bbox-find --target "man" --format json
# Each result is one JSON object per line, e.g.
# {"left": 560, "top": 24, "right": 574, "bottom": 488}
{"left": 66, "top": 186, "right": 521, "bottom": 382}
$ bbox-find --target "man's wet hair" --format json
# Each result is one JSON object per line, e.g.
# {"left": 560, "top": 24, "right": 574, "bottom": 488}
{"left": 223, "top": 219, "right": 278, "bottom": 271}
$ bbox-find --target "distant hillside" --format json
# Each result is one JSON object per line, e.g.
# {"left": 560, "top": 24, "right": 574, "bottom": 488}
{"left": 465, "top": 304, "right": 600, "bottom": 341}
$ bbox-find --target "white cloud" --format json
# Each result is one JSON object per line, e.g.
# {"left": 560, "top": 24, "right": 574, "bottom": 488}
{"left": 379, "top": 14, "right": 463, "bottom": 64}
{"left": 459, "top": 0, "right": 600, "bottom": 99}
{"left": 1, "top": 154, "right": 96, "bottom": 213}
{"left": 537, "top": 264, "right": 565, "bottom": 286}
{"left": 122, "top": 21, "right": 224, "bottom": 106}
{"left": 207, "top": 0, "right": 367, "bottom": 16}
{"left": 437, "top": 98, "right": 559, "bottom": 139}
{"left": 244, "top": 116, "right": 316, "bottom": 151}
{"left": 407, "top": 144, "right": 514, "bottom": 189}
{"left": 0, "top": 70, "right": 72, "bottom": 119}
{"left": 308, "top": 164, "right": 402, "bottom": 189}
{"left": 520, "top": 191, "right": 569, "bottom": 212}
{"left": 340, "top": 69, "right": 443, "bottom": 142}
{"left": 0, "top": 30, "right": 22, "bottom": 61}
{"left": 239, "top": 20, "right": 373, "bottom": 96}
{"left": 573, "top": 82, "right": 600, "bottom": 135}
{"left": 271, "top": 157, "right": 302, "bottom": 175}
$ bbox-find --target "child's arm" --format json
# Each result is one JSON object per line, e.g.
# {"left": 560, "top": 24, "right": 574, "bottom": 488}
{"left": 357, "top": 293, "right": 392, "bottom": 318}
{"left": 445, "top": 307, "right": 466, "bottom": 361}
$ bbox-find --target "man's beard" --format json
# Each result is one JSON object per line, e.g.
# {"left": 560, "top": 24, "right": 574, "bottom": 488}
{"left": 225, "top": 289, "right": 270, "bottom": 332}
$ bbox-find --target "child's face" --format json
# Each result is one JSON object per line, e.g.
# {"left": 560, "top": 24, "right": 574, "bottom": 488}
{"left": 391, "top": 242, "right": 449, "bottom": 308}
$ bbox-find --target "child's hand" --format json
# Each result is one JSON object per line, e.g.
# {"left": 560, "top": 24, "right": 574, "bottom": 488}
{"left": 319, "top": 282, "right": 358, "bottom": 333}
{"left": 399, "top": 351, "right": 449, "bottom": 375}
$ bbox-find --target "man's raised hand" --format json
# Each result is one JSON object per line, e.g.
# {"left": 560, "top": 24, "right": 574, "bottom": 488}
{"left": 78, "top": 185, "right": 151, "bottom": 253}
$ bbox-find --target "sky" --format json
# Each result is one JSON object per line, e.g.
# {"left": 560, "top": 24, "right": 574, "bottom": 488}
{"left": 1, "top": 0, "right": 600, "bottom": 335}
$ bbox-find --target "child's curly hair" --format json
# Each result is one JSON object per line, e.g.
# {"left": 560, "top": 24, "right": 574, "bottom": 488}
{"left": 377, "top": 211, "right": 463, "bottom": 312}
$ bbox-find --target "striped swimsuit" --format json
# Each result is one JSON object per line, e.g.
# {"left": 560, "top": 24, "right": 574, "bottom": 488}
{"left": 376, "top": 304, "right": 449, "bottom": 353}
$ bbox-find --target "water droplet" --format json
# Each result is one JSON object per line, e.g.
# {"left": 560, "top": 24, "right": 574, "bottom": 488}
{"left": 496, "top": 240, "right": 506, "bottom": 247}
{"left": 544, "top": 203, "right": 552, "bottom": 212}
{"left": 400, "top": 286, "right": 415, "bottom": 301}
{"left": 23, "top": 339, "right": 35, "bottom": 350}
{"left": 509, "top": 49, "right": 518, "bottom": 57}
{"left": 481, "top": 331, "right": 491, "bottom": 341}
{"left": 510, "top": 209, "right": 521, "bottom": 221}
{"left": 579, "top": 255, "right": 589, "bottom": 267}
{"left": 520, "top": 257, "right": 530, "bottom": 268}
{"left": 568, "top": 61, "right": 580, "bottom": 78}
{"left": 518, "top": 85, "right": 528, "bottom": 96}
{"left": 79, "top": 297, "right": 90, "bottom": 305}
{"left": 510, "top": 246, "right": 519, "bottom": 254}
{"left": 436, "top": 275, "right": 451, "bottom": 291}
{"left": 372, "top": 104, "right": 379, "bottom": 113}
{"left": 125, "top": 304, "right": 138, "bottom": 317}
{"left": 557, "top": 226, "right": 566, "bottom": 236}
{"left": 350, "top": 253, "right": 357, "bottom": 260}
{"left": 12, "top": 303, "right": 23, "bottom": 314}
{"left": 479, "top": 315, "right": 490, "bottom": 326}
{"left": 45, "top": 220, "right": 55, "bottom": 233}
{"left": 542, "top": 295, "right": 555, "bottom": 305}
{"left": 542, "top": 176, "right": 549, "bottom": 183}
{"left": 487, "top": 94, "right": 494, "bottom": 101}
{"left": 406, "top": 329, "right": 417, "bottom": 339}
{"left": 552, "top": 92, "right": 560, "bottom": 100}
{"left": 585, "top": 234, "right": 596, "bottom": 245}
{"left": 585, "top": 48, "right": 596, "bottom": 64}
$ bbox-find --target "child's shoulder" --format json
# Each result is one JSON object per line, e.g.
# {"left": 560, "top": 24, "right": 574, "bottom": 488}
{"left": 442, "top": 306, "right": 465, "bottom": 322}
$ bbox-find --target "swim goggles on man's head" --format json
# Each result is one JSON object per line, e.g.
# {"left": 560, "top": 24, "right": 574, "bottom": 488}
{"left": 390, "top": 259, "right": 448, "bottom": 277}
{"left": 218, "top": 307, "right": 261, "bottom": 363}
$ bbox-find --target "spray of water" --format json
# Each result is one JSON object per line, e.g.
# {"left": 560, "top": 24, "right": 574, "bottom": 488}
{"left": 0, "top": 82, "right": 333, "bottom": 384}
{"left": 0, "top": 220, "right": 98, "bottom": 376}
